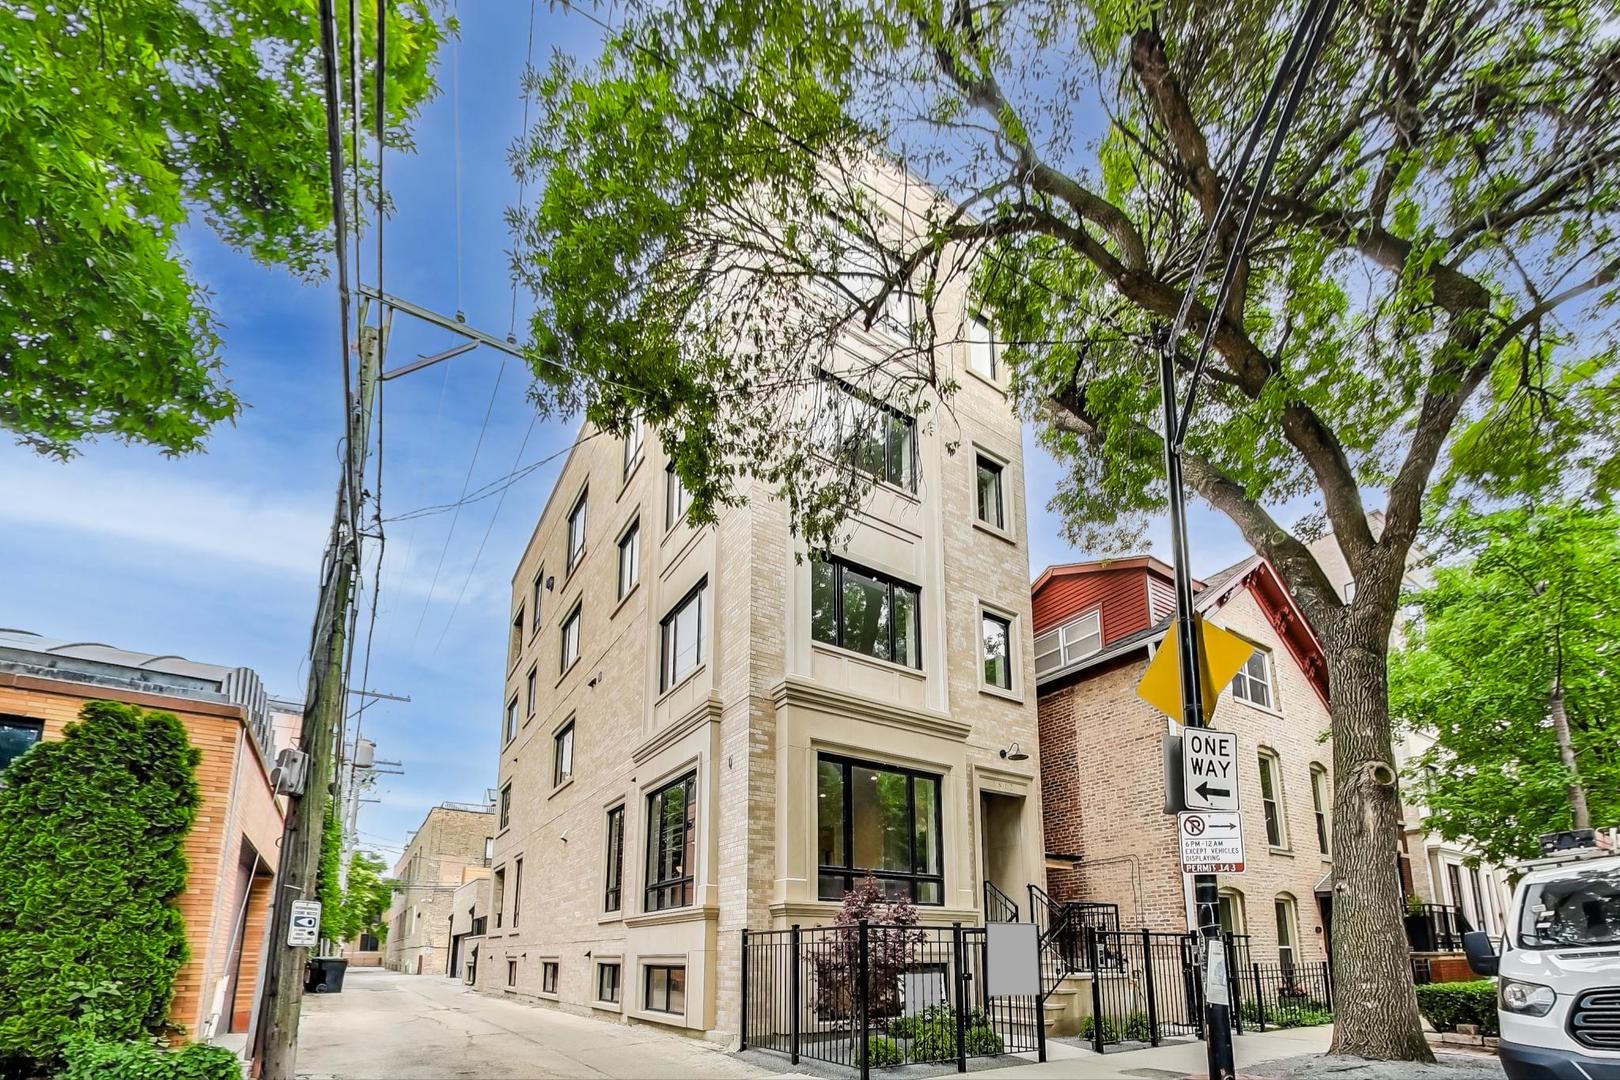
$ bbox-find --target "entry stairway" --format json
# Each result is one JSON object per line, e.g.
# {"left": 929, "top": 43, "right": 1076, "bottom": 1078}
{"left": 983, "top": 882, "right": 1120, "bottom": 1037}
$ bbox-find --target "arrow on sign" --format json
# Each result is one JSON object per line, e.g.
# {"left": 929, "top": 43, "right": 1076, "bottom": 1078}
{"left": 1208, "top": 822, "right": 1239, "bottom": 831}
{"left": 1195, "top": 781, "right": 1231, "bottom": 801}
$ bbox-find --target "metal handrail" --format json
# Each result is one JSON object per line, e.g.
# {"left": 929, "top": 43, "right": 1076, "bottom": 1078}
{"left": 984, "top": 879, "right": 1020, "bottom": 923}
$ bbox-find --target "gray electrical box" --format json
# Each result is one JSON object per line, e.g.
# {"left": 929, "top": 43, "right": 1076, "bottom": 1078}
{"left": 272, "top": 747, "right": 311, "bottom": 796}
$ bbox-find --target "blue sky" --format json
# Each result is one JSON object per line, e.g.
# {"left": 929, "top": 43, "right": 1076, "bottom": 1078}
{"left": 0, "top": 4, "right": 1254, "bottom": 864}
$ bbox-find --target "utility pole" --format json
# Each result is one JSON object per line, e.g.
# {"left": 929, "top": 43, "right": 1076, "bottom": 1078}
{"left": 257, "top": 319, "right": 384, "bottom": 1079}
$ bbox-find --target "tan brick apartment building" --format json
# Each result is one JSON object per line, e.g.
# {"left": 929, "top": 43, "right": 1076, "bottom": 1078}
{"left": 481, "top": 203, "right": 1044, "bottom": 1037}
{"left": 384, "top": 803, "right": 494, "bottom": 975}
{"left": 1034, "top": 557, "right": 1334, "bottom": 969}
{"left": 0, "top": 628, "right": 285, "bottom": 1041}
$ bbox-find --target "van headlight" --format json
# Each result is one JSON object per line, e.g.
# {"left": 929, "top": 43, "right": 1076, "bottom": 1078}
{"left": 1499, "top": 978, "right": 1555, "bottom": 1016}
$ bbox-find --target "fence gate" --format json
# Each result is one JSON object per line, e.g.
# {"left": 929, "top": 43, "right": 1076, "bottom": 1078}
{"left": 741, "top": 921, "right": 1045, "bottom": 1077}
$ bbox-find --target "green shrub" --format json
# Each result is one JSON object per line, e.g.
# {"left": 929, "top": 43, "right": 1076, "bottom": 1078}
{"left": 1121, "top": 1011, "right": 1151, "bottom": 1042}
{"left": 963, "top": 1024, "right": 1003, "bottom": 1056}
{"left": 0, "top": 702, "right": 202, "bottom": 1074}
{"left": 60, "top": 1034, "right": 241, "bottom": 1079}
{"left": 909, "top": 1017, "right": 956, "bottom": 1062}
{"left": 1238, "top": 999, "right": 1334, "bottom": 1029}
{"left": 863, "top": 1035, "right": 904, "bottom": 1068}
{"left": 886, "top": 1014, "right": 919, "bottom": 1040}
{"left": 1416, "top": 979, "right": 1499, "bottom": 1036}
{"left": 1079, "top": 1014, "right": 1120, "bottom": 1043}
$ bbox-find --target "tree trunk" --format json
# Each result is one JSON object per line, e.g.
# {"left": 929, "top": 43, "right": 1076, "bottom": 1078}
{"left": 1323, "top": 619, "right": 1433, "bottom": 1061}
{"left": 1548, "top": 688, "right": 1591, "bottom": 830}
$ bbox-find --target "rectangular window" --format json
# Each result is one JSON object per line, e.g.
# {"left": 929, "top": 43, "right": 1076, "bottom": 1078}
{"left": 975, "top": 455, "right": 1004, "bottom": 529}
{"left": 507, "top": 959, "right": 517, "bottom": 987}
{"left": 484, "top": 836, "right": 494, "bottom": 866}
{"left": 665, "top": 463, "right": 691, "bottom": 529}
{"left": 816, "top": 754, "right": 943, "bottom": 905}
{"left": 509, "top": 607, "right": 524, "bottom": 669}
{"left": 660, "top": 580, "right": 706, "bottom": 691}
{"left": 618, "top": 520, "right": 640, "bottom": 599}
{"left": 567, "top": 490, "right": 588, "bottom": 572}
{"left": 553, "top": 721, "right": 574, "bottom": 786}
{"left": 531, "top": 567, "right": 545, "bottom": 631}
{"left": 525, "top": 667, "right": 537, "bottom": 717}
{"left": 499, "top": 783, "right": 512, "bottom": 832}
{"left": 644, "top": 965, "right": 686, "bottom": 1015}
{"left": 1258, "top": 753, "right": 1284, "bottom": 847}
{"left": 1275, "top": 899, "right": 1297, "bottom": 974}
{"left": 604, "top": 805, "right": 625, "bottom": 912}
{"left": 967, "top": 314, "right": 997, "bottom": 379}
{"left": 645, "top": 772, "right": 697, "bottom": 911}
{"left": 624, "top": 419, "right": 643, "bottom": 477}
{"left": 504, "top": 697, "right": 518, "bottom": 745}
{"left": 982, "top": 611, "right": 1012, "bottom": 690}
{"left": 0, "top": 717, "right": 42, "bottom": 776}
{"left": 598, "top": 962, "right": 621, "bottom": 1004}
{"left": 542, "top": 961, "right": 558, "bottom": 994}
{"left": 512, "top": 858, "right": 523, "bottom": 927}
{"left": 1310, "top": 766, "right": 1329, "bottom": 855}
{"left": 1032, "top": 610, "right": 1102, "bottom": 676}
{"left": 1231, "top": 651, "right": 1273, "bottom": 709}
{"left": 493, "top": 866, "right": 506, "bottom": 928}
{"left": 561, "top": 604, "right": 582, "bottom": 673}
{"left": 815, "top": 374, "right": 916, "bottom": 492}
{"left": 809, "top": 556, "right": 921, "bottom": 669}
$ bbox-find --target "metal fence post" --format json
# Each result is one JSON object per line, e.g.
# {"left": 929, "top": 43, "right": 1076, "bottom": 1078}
{"left": 952, "top": 923, "right": 968, "bottom": 1073}
{"left": 1321, "top": 960, "right": 1332, "bottom": 1010}
{"left": 1087, "top": 928, "right": 1105, "bottom": 1055}
{"left": 740, "top": 928, "right": 750, "bottom": 1051}
{"left": 790, "top": 925, "right": 801, "bottom": 1065}
{"left": 857, "top": 920, "right": 871, "bottom": 1080}
{"left": 1141, "top": 929, "right": 1160, "bottom": 1047}
{"left": 1225, "top": 933, "right": 1242, "bottom": 1034}
{"left": 1252, "top": 963, "right": 1266, "bottom": 1032}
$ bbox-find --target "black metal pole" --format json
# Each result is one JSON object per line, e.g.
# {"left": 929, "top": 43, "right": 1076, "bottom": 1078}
{"left": 857, "top": 920, "right": 871, "bottom": 1080}
{"left": 1158, "top": 343, "right": 1236, "bottom": 1080}
{"left": 740, "top": 928, "right": 750, "bottom": 1051}
{"left": 790, "top": 925, "right": 801, "bottom": 1064}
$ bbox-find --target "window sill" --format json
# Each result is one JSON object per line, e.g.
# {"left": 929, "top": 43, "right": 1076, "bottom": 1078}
{"left": 592, "top": 999, "right": 623, "bottom": 1013}
{"left": 598, "top": 910, "right": 624, "bottom": 925}
{"left": 964, "top": 363, "right": 1005, "bottom": 396}
{"left": 810, "top": 641, "right": 925, "bottom": 679}
{"left": 971, "top": 517, "right": 1017, "bottom": 546}
{"left": 1231, "top": 695, "right": 1285, "bottom": 720}
{"left": 655, "top": 663, "right": 707, "bottom": 706}
{"left": 978, "top": 683, "right": 1024, "bottom": 705}
{"left": 1268, "top": 846, "right": 1295, "bottom": 858}
{"left": 548, "top": 775, "right": 575, "bottom": 801}
{"left": 624, "top": 905, "right": 714, "bottom": 929}
{"left": 611, "top": 582, "right": 641, "bottom": 619}
{"left": 634, "top": 1009, "right": 688, "bottom": 1028}
{"left": 537, "top": 991, "right": 560, "bottom": 1001}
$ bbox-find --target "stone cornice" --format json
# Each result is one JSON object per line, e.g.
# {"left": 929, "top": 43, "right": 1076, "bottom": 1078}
{"left": 769, "top": 676, "right": 971, "bottom": 742}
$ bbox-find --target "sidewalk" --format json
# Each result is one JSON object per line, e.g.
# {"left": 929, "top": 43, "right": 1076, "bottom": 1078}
{"left": 973, "top": 1026, "right": 1334, "bottom": 1079}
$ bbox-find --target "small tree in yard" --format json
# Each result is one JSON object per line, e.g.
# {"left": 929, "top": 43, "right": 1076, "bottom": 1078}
{"left": 814, "top": 873, "right": 923, "bottom": 1020}
{"left": 0, "top": 701, "right": 202, "bottom": 1075}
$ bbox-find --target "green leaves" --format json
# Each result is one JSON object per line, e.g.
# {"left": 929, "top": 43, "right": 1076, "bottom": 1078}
{"left": 1, "top": 0, "right": 445, "bottom": 457}
{"left": 0, "top": 701, "right": 203, "bottom": 1073}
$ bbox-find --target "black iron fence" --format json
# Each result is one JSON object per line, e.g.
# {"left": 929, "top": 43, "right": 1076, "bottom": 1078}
{"left": 1082, "top": 929, "right": 1205, "bottom": 1050}
{"left": 741, "top": 921, "right": 1045, "bottom": 1076}
{"left": 1230, "top": 957, "right": 1334, "bottom": 1033}
{"left": 984, "top": 881, "right": 1020, "bottom": 924}
{"left": 1405, "top": 903, "right": 1472, "bottom": 953}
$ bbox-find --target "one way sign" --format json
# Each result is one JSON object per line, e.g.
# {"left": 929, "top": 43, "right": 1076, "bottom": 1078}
{"left": 1183, "top": 729, "right": 1239, "bottom": 812}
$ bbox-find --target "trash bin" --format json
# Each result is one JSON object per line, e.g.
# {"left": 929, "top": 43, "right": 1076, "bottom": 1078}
{"left": 305, "top": 956, "right": 349, "bottom": 994}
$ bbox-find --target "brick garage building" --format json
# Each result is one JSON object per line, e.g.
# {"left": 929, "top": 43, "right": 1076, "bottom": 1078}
{"left": 1034, "top": 556, "right": 1335, "bottom": 969}
{"left": 0, "top": 628, "right": 286, "bottom": 1042}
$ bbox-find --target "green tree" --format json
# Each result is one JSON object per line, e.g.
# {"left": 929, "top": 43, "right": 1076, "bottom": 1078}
{"left": 338, "top": 852, "right": 394, "bottom": 945}
{"left": 512, "top": 0, "right": 1619, "bottom": 1057}
{"left": 1390, "top": 503, "right": 1620, "bottom": 866}
{"left": 0, "top": 701, "right": 202, "bottom": 1074}
{"left": 1, "top": 0, "right": 445, "bottom": 457}
{"left": 318, "top": 802, "right": 345, "bottom": 944}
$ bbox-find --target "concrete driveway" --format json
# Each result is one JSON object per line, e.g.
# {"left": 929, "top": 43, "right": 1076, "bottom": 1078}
{"left": 296, "top": 967, "right": 782, "bottom": 1079}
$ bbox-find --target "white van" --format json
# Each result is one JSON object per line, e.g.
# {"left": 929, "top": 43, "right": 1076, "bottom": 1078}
{"left": 1465, "top": 830, "right": 1620, "bottom": 1079}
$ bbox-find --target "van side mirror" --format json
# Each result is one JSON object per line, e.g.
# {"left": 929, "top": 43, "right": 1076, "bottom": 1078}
{"left": 1462, "top": 930, "right": 1498, "bottom": 977}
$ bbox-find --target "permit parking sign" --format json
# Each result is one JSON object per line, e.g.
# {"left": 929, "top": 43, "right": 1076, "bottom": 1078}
{"left": 1179, "top": 811, "right": 1245, "bottom": 873}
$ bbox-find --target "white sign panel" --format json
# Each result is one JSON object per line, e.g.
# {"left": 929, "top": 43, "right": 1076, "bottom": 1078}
{"left": 1178, "top": 811, "right": 1245, "bottom": 873}
{"left": 288, "top": 899, "right": 322, "bottom": 947}
{"left": 1182, "top": 729, "right": 1239, "bottom": 812}
{"left": 984, "top": 920, "right": 1041, "bottom": 998}
{"left": 1204, "top": 937, "right": 1230, "bottom": 1005}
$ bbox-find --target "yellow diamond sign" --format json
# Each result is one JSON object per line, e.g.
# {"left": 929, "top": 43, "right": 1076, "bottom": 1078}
{"left": 1137, "top": 615, "right": 1255, "bottom": 724}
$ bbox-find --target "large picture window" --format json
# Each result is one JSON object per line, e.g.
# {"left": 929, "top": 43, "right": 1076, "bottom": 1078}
{"left": 660, "top": 580, "right": 706, "bottom": 691}
{"left": 810, "top": 557, "right": 921, "bottom": 669}
{"left": 645, "top": 772, "right": 697, "bottom": 911}
{"left": 815, "top": 373, "right": 916, "bottom": 492}
{"left": 816, "top": 754, "right": 943, "bottom": 905}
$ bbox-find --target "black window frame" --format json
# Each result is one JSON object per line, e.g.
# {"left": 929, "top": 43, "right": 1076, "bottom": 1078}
{"left": 1310, "top": 764, "right": 1329, "bottom": 855}
{"left": 604, "top": 804, "right": 625, "bottom": 912}
{"left": 815, "top": 753, "right": 945, "bottom": 905}
{"left": 817, "top": 371, "right": 917, "bottom": 492}
{"left": 503, "top": 696, "right": 519, "bottom": 745}
{"left": 975, "top": 454, "right": 1005, "bottom": 529}
{"left": 552, "top": 720, "right": 574, "bottom": 786}
{"left": 0, "top": 716, "right": 43, "bottom": 778}
{"left": 665, "top": 462, "right": 691, "bottom": 530}
{"left": 531, "top": 566, "right": 545, "bottom": 633}
{"left": 507, "top": 959, "right": 518, "bottom": 987}
{"left": 560, "top": 602, "right": 582, "bottom": 673}
{"left": 498, "top": 783, "right": 512, "bottom": 832}
{"left": 541, "top": 960, "right": 559, "bottom": 994}
{"left": 512, "top": 857, "right": 523, "bottom": 927}
{"left": 566, "top": 489, "right": 588, "bottom": 573}
{"left": 982, "top": 610, "right": 1013, "bottom": 690}
{"left": 644, "top": 771, "right": 697, "bottom": 912}
{"left": 509, "top": 606, "right": 525, "bottom": 669}
{"left": 617, "top": 518, "right": 640, "bottom": 599}
{"left": 810, "top": 556, "right": 922, "bottom": 670}
{"left": 598, "top": 961, "right": 622, "bottom": 1004}
{"left": 644, "top": 964, "right": 686, "bottom": 1015}
{"left": 525, "top": 666, "right": 538, "bottom": 717}
{"left": 659, "top": 578, "right": 707, "bottom": 692}
{"left": 623, "top": 419, "right": 643, "bottom": 478}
